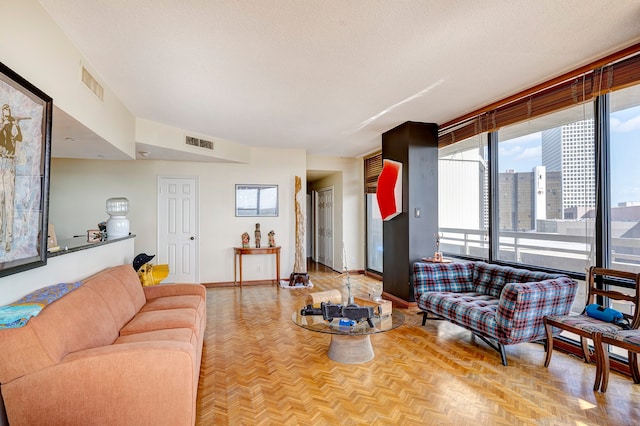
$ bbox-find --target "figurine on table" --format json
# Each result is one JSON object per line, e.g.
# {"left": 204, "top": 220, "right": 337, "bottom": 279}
{"left": 254, "top": 223, "right": 261, "bottom": 248}
{"left": 268, "top": 230, "right": 275, "bottom": 247}
{"left": 241, "top": 232, "right": 250, "bottom": 248}
{"left": 433, "top": 232, "right": 443, "bottom": 262}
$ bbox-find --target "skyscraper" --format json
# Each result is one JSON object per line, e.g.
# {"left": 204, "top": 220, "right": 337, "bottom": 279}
{"left": 541, "top": 120, "right": 595, "bottom": 216}
{"left": 497, "top": 167, "right": 562, "bottom": 232}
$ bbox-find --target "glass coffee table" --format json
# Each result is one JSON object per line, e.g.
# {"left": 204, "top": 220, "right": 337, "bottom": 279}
{"left": 292, "top": 308, "right": 405, "bottom": 364}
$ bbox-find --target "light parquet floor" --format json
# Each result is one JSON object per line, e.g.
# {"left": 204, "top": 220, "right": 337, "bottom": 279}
{"left": 196, "top": 262, "right": 640, "bottom": 425}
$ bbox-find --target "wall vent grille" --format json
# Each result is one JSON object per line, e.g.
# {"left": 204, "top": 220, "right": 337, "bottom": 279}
{"left": 81, "top": 66, "right": 104, "bottom": 101}
{"left": 185, "top": 136, "right": 214, "bottom": 150}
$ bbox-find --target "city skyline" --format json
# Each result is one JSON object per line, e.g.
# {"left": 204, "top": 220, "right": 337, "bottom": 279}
{"left": 498, "top": 105, "right": 640, "bottom": 206}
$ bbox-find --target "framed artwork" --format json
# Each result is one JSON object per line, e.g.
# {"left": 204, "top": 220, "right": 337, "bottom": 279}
{"left": 235, "top": 184, "right": 278, "bottom": 217}
{"left": 0, "top": 62, "right": 52, "bottom": 277}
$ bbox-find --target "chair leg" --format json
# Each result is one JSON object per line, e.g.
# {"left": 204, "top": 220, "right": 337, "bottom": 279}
{"left": 580, "top": 336, "right": 592, "bottom": 363}
{"left": 422, "top": 311, "right": 428, "bottom": 326}
{"left": 473, "top": 334, "right": 508, "bottom": 366}
{"left": 600, "top": 338, "right": 612, "bottom": 393}
{"left": 593, "top": 333, "right": 604, "bottom": 392}
{"left": 630, "top": 352, "right": 640, "bottom": 384}
{"left": 543, "top": 320, "right": 554, "bottom": 367}
{"left": 498, "top": 343, "right": 508, "bottom": 367}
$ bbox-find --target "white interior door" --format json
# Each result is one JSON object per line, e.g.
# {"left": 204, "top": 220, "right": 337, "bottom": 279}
{"left": 317, "top": 187, "right": 333, "bottom": 269}
{"left": 312, "top": 190, "right": 318, "bottom": 262}
{"left": 158, "top": 176, "right": 198, "bottom": 283}
{"left": 317, "top": 191, "right": 326, "bottom": 265}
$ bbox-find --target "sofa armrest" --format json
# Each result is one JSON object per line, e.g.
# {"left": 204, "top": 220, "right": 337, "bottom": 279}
{"left": 496, "top": 277, "right": 577, "bottom": 344}
{"left": 143, "top": 283, "right": 206, "bottom": 301}
{"left": 413, "top": 261, "right": 475, "bottom": 301}
{"left": 2, "top": 341, "right": 198, "bottom": 426}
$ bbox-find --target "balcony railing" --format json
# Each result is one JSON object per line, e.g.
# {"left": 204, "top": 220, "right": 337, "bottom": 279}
{"left": 439, "top": 227, "right": 640, "bottom": 274}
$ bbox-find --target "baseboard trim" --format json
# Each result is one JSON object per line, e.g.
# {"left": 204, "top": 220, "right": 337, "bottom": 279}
{"left": 202, "top": 280, "right": 277, "bottom": 288}
{"left": 364, "top": 270, "right": 383, "bottom": 281}
{"left": 382, "top": 291, "right": 417, "bottom": 309}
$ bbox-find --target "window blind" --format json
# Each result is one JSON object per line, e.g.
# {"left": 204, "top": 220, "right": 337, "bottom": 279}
{"left": 364, "top": 152, "right": 382, "bottom": 194}
{"left": 439, "top": 43, "right": 640, "bottom": 148}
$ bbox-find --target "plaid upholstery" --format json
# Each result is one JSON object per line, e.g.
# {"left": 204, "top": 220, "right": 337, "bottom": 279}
{"left": 413, "top": 262, "right": 474, "bottom": 298}
{"left": 601, "top": 329, "right": 640, "bottom": 346}
{"left": 419, "top": 291, "right": 500, "bottom": 339}
{"left": 497, "top": 278, "right": 578, "bottom": 344}
{"left": 473, "top": 261, "right": 565, "bottom": 298}
{"left": 546, "top": 313, "right": 623, "bottom": 334}
{"left": 414, "top": 261, "right": 577, "bottom": 346}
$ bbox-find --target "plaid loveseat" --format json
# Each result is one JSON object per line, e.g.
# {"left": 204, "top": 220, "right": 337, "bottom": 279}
{"left": 413, "top": 261, "right": 577, "bottom": 365}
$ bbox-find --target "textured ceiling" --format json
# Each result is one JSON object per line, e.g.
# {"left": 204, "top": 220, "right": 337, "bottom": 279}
{"left": 39, "top": 0, "right": 640, "bottom": 159}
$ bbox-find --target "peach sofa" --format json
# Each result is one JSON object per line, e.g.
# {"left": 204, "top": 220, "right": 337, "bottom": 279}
{"left": 0, "top": 264, "right": 206, "bottom": 426}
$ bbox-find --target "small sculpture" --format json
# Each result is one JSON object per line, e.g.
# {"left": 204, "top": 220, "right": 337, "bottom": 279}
{"left": 241, "top": 232, "right": 250, "bottom": 248}
{"left": 289, "top": 271, "right": 309, "bottom": 286}
{"left": 268, "top": 230, "right": 275, "bottom": 247}
{"left": 433, "top": 232, "right": 443, "bottom": 262}
{"left": 254, "top": 223, "right": 261, "bottom": 248}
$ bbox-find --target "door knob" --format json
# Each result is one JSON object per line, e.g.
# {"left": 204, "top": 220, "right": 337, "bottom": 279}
{"left": 190, "top": 236, "right": 195, "bottom": 240}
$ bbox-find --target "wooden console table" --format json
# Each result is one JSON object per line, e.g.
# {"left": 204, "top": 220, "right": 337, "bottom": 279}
{"left": 233, "top": 246, "right": 281, "bottom": 286}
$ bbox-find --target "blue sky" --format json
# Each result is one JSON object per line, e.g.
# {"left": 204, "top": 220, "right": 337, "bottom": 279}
{"left": 498, "top": 105, "right": 640, "bottom": 206}
{"left": 611, "top": 106, "right": 640, "bottom": 205}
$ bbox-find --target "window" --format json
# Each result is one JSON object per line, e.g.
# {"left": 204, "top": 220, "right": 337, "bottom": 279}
{"left": 364, "top": 153, "right": 383, "bottom": 273}
{"left": 496, "top": 104, "right": 595, "bottom": 273}
{"left": 609, "top": 83, "right": 640, "bottom": 273}
{"left": 235, "top": 185, "right": 278, "bottom": 217}
{"left": 366, "top": 194, "right": 383, "bottom": 273}
{"left": 438, "top": 134, "right": 489, "bottom": 259}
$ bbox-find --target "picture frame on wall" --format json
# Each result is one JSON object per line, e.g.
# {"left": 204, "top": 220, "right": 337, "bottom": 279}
{"left": 235, "top": 184, "right": 279, "bottom": 217}
{"left": 0, "top": 62, "right": 53, "bottom": 277}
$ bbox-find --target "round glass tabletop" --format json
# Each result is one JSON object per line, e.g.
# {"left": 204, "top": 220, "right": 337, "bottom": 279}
{"left": 292, "top": 308, "right": 405, "bottom": 336}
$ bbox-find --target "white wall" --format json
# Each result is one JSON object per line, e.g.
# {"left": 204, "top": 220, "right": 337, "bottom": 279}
{"left": 307, "top": 155, "right": 364, "bottom": 272}
{"left": 49, "top": 147, "right": 306, "bottom": 284}
{"left": 0, "top": 238, "right": 134, "bottom": 305}
{"left": 136, "top": 118, "right": 251, "bottom": 163}
{"left": 0, "top": 0, "right": 136, "bottom": 157}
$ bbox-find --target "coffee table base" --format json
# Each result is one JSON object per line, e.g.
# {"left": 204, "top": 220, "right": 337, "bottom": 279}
{"left": 327, "top": 335, "right": 374, "bottom": 364}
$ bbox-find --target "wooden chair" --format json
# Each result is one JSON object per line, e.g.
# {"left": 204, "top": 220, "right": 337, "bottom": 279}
{"left": 543, "top": 267, "right": 640, "bottom": 389}
{"left": 593, "top": 329, "right": 640, "bottom": 392}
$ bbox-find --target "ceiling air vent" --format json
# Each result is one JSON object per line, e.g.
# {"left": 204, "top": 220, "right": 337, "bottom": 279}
{"left": 81, "top": 66, "right": 104, "bottom": 101}
{"left": 185, "top": 136, "right": 214, "bottom": 151}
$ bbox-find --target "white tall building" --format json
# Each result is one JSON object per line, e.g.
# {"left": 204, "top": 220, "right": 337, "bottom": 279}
{"left": 541, "top": 119, "right": 595, "bottom": 215}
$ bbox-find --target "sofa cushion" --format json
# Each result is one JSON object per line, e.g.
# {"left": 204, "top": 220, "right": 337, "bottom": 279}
{"left": 503, "top": 268, "right": 564, "bottom": 288}
{"left": 413, "top": 262, "right": 474, "bottom": 295}
{"left": 83, "top": 272, "right": 139, "bottom": 330}
{"left": 32, "top": 285, "right": 119, "bottom": 359}
{"left": 115, "top": 328, "right": 197, "bottom": 346}
{"left": 120, "top": 308, "right": 200, "bottom": 337}
{"left": 472, "top": 262, "right": 563, "bottom": 298}
{"left": 473, "top": 262, "right": 510, "bottom": 297}
{"left": 141, "top": 295, "right": 204, "bottom": 313}
{"left": 419, "top": 291, "right": 501, "bottom": 338}
{"left": 544, "top": 312, "right": 622, "bottom": 334}
{"left": 84, "top": 264, "right": 146, "bottom": 313}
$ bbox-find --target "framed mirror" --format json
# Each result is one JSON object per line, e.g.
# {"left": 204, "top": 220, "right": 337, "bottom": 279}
{"left": 235, "top": 184, "right": 279, "bottom": 217}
